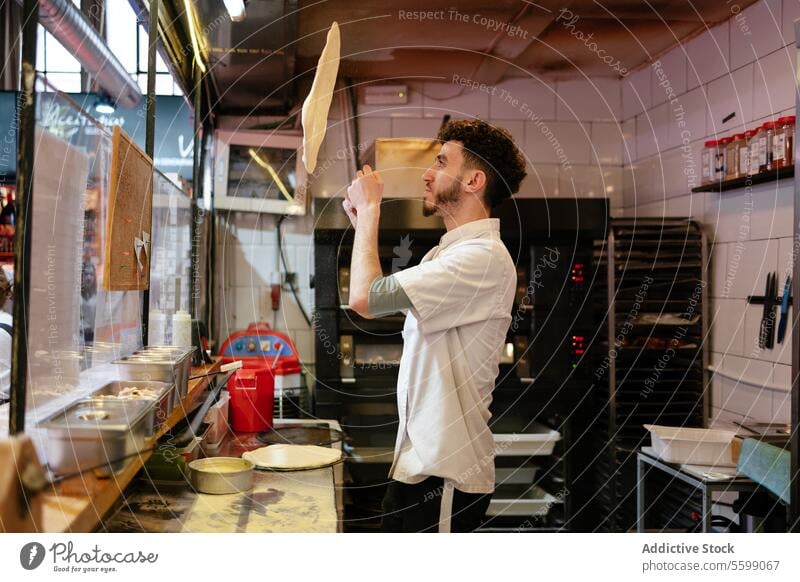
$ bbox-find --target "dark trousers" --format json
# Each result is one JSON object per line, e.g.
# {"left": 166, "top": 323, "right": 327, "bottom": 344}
{"left": 380, "top": 477, "right": 492, "bottom": 533}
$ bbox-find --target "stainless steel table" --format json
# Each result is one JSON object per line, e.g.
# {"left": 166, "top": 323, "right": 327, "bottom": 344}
{"left": 636, "top": 448, "right": 758, "bottom": 533}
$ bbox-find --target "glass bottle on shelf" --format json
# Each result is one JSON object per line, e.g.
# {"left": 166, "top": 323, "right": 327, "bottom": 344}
{"left": 774, "top": 116, "right": 795, "bottom": 169}
{"left": 701, "top": 140, "right": 717, "bottom": 185}
{"left": 759, "top": 121, "right": 775, "bottom": 173}
{"left": 743, "top": 129, "right": 758, "bottom": 176}
{"left": 749, "top": 127, "right": 762, "bottom": 176}
{"left": 716, "top": 137, "right": 730, "bottom": 181}
{"left": 726, "top": 135, "right": 741, "bottom": 179}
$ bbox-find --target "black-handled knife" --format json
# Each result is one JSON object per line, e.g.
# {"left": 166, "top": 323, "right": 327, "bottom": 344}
{"left": 766, "top": 273, "right": 777, "bottom": 349}
{"left": 759, "top": 272, "right": 774, "bottom": 349}
{"left": 777, "top": 276, "right": 791, "bottom": 344}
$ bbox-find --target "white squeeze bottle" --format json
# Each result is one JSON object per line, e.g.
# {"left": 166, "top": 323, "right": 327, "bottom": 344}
{"left": 172, "top": 309, "right": 191, "bottom": 348}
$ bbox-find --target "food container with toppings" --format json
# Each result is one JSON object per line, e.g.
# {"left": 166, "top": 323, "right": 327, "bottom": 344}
{"left": 90, "top": 380, "right": 174, "bottom": 434}
{"left": 113, "top": 346, "right": 194, "bottom": 407}
{"left": 39, "top": 398, "right": 152, "bottom": 476}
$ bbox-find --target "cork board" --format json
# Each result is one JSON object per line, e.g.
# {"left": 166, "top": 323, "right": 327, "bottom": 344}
{"left": 104, "top": 125, "right": 153, "bottom": 290}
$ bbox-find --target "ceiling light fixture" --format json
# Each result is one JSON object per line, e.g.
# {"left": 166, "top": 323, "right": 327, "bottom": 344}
{"left": 94, "top": 95, "right": 115, "bottom": 115}
{"left": 182, "top": 0, "right": 207, "bottom": 73}
{"left": 223, "top": 0, "right": 246, "bottom": 22}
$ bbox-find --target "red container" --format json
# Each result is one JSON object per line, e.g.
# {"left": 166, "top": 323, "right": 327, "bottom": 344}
{"left": 229, "top": 367, "right": 275, "bottom": 432}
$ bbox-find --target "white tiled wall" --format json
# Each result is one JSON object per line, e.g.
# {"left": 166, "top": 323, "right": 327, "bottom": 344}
{"left": 215, "top": 211, "right": 317, "bottom": 375}
{"left": 217, "top": 72, "right": 627, "bottom": 371}
{"left": 339, "top": 77, "right": 624, "bottom": 205}
{"left": 623, "top": 0, "right": 799, "bottom": 426}
{"left": 218, "top": 1, "right": 800, "bottom": 428}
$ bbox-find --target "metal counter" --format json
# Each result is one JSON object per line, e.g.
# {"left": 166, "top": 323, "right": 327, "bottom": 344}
{"left": 103, "top": 419, "right": 343, "bottom": 533}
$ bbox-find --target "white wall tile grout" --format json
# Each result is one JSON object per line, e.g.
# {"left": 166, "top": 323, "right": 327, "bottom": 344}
{"left": 623, "top": 0, "right": 796, "bottom": 424}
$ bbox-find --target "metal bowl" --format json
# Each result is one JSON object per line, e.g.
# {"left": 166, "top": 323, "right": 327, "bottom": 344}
{"left": 188, "top": 457, "right": 254, "bottom": 494}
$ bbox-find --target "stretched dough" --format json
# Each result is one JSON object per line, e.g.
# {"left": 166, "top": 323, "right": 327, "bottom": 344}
{"left": 242, "top": 444, "right": 342, "bottom": 470}
{"left": 301, "top": 21, "right": 341, "bottom": 174}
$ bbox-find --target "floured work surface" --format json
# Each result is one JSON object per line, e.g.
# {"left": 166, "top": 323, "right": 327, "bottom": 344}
{"left": 103, "top": 466, "right": 337, "bottom": 533}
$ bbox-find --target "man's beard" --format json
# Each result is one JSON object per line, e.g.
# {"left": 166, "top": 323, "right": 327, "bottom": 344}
{"left": 422, "top": 175, "right": 462, "bottom": 217}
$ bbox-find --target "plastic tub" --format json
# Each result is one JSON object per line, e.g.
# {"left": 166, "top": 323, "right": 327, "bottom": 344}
{"left": 493, "top": 423, "right": 561, "bottom": 457}
{"left": 644, "top": 424, "right": 737, "bottom": 467}
{"left": 486, "top": 485, "right": 559, "bottom": 517}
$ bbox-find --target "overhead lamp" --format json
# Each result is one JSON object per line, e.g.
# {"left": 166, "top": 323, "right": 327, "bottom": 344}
{"left": 182, "top": 0, "right": 207, "bottom": 73}
{"left": 94, "top": 95, "right": 115, "bottom": 115}
{"left": 223, "top": 0, "right": 246, "bottom": 22}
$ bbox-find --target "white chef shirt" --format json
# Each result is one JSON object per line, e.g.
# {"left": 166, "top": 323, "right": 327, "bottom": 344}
{"left": 0, "top": 311, "right": 12, "bottom": 400}
{"left": 390, "top": 217, "right": 515, "bottom": 494}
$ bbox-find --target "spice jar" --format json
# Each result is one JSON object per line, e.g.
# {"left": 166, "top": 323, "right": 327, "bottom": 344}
{"left": 716, "top": 137, "right": 730, "bottom": 181}
{"left": 726, "top": 135, "right": 742, "bottom": 179}
{"left": 743, "top": 129, "right": 757, "bottom": 175}
{"left": 750, "top": 127, "right": 762, "bottom": 176}
{"left": 701, "top": 140, "right": 717, "bottom": 184}
{"left": 774, "top": 116, "right": 795, "bottom": 169}
{"left": 758, "top": 121, "right": 776, "bottom": 172}
{"left": 754, "top": 124, "right": 766, "bottom": 173}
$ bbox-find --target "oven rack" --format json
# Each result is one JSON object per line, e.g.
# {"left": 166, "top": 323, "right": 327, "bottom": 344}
{"left": 590, "top": 218, "right": 709, "bottom": 532}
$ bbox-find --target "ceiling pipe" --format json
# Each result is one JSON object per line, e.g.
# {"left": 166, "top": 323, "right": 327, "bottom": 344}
{"left": 18, "top": 0, "right": 141, "bottom": 108}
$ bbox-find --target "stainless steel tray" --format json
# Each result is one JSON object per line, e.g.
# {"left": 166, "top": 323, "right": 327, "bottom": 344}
{"left": 39, "top": 398, "right": 152, "bottom": 476}
{"left": 113, "top": 347, "right": 194, "bottom": 408}
{"left": 138, "top": 346, "right": 194, "bottom": 401}
{"left": 90, "top": 380, "right": 174, "bottom": 434}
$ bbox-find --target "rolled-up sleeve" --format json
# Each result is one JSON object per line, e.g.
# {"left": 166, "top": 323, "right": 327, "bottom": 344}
{"left": 392, "top": 240, "right": 504, "bottom": 334}
{"left": 367, "top": 274, "right": 412, "bottom": 317}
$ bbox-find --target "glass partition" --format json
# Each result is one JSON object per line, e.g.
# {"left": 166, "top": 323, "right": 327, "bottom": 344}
{"left": 149, "top": 170, "right": 192, "bottom": 343}
{"left": 23, "top": 88, "right": 143, "bottom": 419}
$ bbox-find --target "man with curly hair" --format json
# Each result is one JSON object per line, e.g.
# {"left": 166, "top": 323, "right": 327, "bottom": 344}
{"left": 344, "top": 119, "right": 527, "bottom": 532}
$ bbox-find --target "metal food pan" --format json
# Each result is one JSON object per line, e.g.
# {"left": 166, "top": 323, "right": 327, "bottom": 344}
{"left": 113, "top": 348, "right": 193, "bottom": 408}
{"left": 39, "top": 398, "right": 152, "bottom": 476}
{"left": 90, "top": 380, "right": 174, "bottom": 434}
{"left": 112, "top": 358, "right": 182, "bottom": 409}
{"left": 136, "top": 346, "right": 194, "bottom": 400}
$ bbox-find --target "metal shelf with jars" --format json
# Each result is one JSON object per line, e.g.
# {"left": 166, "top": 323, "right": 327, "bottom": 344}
{"left": 693, "top": 116, "right": 795, "bottom": 193}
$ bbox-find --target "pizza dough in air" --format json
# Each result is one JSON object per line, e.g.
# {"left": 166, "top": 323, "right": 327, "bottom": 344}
{"left": 301, "top": 21, "right": 341, "bottom": 174}
{"left": 242, "top": 444, "right": 342, "bottom": 471}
